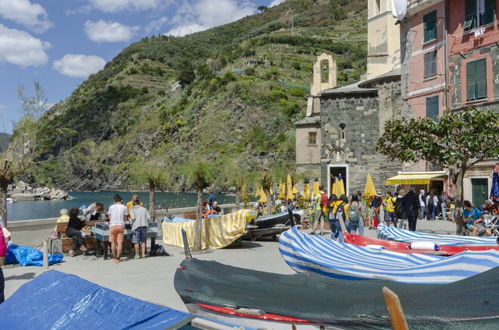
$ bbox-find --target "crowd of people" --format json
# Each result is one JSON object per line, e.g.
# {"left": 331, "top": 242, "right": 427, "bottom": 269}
{"left": 307, "top": 185, "right": 499, "bottom": 239}
{"left": 56, "top": 194, "right": 151, "bottom": 262}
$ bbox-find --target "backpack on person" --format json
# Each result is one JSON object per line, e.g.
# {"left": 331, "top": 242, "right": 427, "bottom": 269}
{"left": 334, "top": 203, "right": 346, "bottom": 222}
{"left": 348, "top": 203, "right": 361, "bottom": 225}
{"left": 427, "top": 195, "right": 435, "bottom": 207}
{"left": 320, "top": 193, "right": 328, "bottom": 208}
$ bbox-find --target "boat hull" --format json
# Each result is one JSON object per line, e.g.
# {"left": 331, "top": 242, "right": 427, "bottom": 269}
{"left": 344, "top": 233, "right": 499, "bottom": 256}
{"left": 175, "top": 258, "right": 499, "bottom": 329}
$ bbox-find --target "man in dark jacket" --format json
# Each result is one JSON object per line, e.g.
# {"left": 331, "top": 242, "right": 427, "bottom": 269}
{"left": 403, "top": 187, "right": 420, "bottom": 231}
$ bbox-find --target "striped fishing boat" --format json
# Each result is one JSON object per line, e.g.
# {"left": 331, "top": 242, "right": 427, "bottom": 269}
{"left": 162, "top": 209, "right": 255, "bottom": 249}
{"left": 279, "top": 226, "right": 499, "bottom": 284}
{"left": 377, "top": 223, "right": 498, "bottom": 245}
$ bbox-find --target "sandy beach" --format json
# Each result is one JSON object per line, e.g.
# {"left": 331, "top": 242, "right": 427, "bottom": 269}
{"left": 2, "top": 220, "right": 457, "bottom": 312}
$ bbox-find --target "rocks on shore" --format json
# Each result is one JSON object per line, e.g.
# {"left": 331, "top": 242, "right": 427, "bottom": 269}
{"left": 7, "top": 181, "right": 73, "bottom": 201}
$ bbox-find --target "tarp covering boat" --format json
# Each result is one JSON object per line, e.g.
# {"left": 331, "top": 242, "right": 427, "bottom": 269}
{"left": 175, "top": 258, "right": 499, "bottom": 329}
{"left": 344, "top": 232, "right": 499, "bottom": 255}
{"left": 0, "top": 270, "right": 193, "bottom": 329}
{"left": 279, "top": 226, "right": 499, "bottom": 283}
{"left": 162, "top": 209, "right": 255, "bottom": 249}
{"left": 377, "top": 223, "right": 498, "bottom": 245}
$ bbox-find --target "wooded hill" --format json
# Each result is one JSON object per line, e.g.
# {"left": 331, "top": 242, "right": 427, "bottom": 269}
{"left": 12, "top": 0, "right": 367, "bottom": 191}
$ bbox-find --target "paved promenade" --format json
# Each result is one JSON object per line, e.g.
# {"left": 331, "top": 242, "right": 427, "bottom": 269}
{"left": 2, "top": 220, "right": 457, "bottom": 312}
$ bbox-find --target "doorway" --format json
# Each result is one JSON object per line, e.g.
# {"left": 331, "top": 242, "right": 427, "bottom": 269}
{"left": 327, "top": 165, "right": 348, "bottom": 197}
{"left": 471, "top": 178, "right": 488, "bottom": 207}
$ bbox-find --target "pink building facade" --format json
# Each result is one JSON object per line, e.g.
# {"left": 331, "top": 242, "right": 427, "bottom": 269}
{"left": 400, "top": 0, "right": 446, "bottom": 119}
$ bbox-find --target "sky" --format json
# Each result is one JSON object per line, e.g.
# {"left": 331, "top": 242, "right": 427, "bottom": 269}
{"left": 0, "top": 0, "right": 286, "bottom": 133}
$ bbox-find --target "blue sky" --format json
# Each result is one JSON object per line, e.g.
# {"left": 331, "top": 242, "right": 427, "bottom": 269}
{"left": 0, "top": 0, "right": 285, "bottom": 133}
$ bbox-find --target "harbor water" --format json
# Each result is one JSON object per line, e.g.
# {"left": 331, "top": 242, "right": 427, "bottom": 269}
{"left": 6, "top": 191, "right": 235, "bottom": 221}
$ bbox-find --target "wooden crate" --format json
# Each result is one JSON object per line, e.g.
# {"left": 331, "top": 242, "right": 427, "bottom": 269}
{"left": 61, "top": 236, "right": 97, "bottom": 253}
{"left": 183, "top": 211, "right": 197, "bottom": 220}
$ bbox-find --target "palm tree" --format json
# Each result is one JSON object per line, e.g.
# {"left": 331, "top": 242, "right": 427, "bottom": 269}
{"left": 178, "top": 160, "right": 216, "bottom": 251}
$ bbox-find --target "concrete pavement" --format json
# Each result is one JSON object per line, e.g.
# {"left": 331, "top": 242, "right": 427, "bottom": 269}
{"left": 2, "top": 219, "right": 458, "bottom": 312}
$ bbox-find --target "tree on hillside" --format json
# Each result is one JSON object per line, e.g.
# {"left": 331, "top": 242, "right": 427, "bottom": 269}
{"left": 128, "top": 160, "right": 167, "bottom": 221}
{"left": 258, "top": 5, "right": 268, "bottom": 12}
{"left": 178, "top": 160, "right": 216, "bottom": 251}
{"left": 378, "top": 108, "right": 499, "bottom": 201}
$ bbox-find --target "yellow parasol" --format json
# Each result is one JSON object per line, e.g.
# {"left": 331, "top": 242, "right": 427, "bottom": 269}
{"left": 363, "top": 173, "right": 377, "bottom": 197}
{"left": 241, "top": 184, "right": 248, "bottom": 203}
{"left": 303, "top": 182, "right": 311, "bottom": 200}
{"left": 278, "top": 182, "right": 286, "bottom": 200}
{"left": 337, "top": 174, "right": 345, "bottom": 196}
{"left": 312, "top": 180, "right": 320, "bottom": 195}
{"left": 255, "top": 186, "right": 268, "bottom": 204}
{"left": 292, "top": 184, "right": 299, "bottom": 194}
{"left": 286, "top": 174, "right": 294, "bottom": 201}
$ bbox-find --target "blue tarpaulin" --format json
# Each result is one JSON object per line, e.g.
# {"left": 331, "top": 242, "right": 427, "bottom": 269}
{"left": 5, "top": 243, "right": 64, "bottom": 266}
{"left": 0, "top": 270, "right": 193, "bottom": 329}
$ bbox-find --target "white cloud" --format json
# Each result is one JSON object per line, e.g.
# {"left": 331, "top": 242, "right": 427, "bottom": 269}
{"left": 0, "top": 24, "right": 50, "bottom": 67}
{"left": 166, "top": 0, "right": 255, "bottom": 37}
{"left": 53, "top": 54, "right": 106, "bottom": 78}
{"left": 88, "top": 0, "right": 160, "bottom": 12}
{"left": 84, "top": 20, "right": 137, "bottom": 42}
{"left": 0, "top": 0, "right": 52, "bottom": 33}
{"left": 145, "top": 17, "right": 168, "bottom": 33}
{"left": 269, "top": 0, "right": 286, "bottom": 7}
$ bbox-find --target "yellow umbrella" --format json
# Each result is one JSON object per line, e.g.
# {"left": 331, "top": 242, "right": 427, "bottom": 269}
{"left": 278, "top": 182, "right": 286, "bottom": 200}
{"left": 363, "top": 173, "right": 377, "bottom": 197}
{"left": 292, "top": 184, "right": 299, "bottom": 194}
{"left": 312, "top": 180, "right": 320, "bottom": 195}
{"left": 303, "top": 183, "right": 311, "bottom": 200}
{"left": 337, "top": 174, "right": 345, "bottom": 196}
{"left": 241, "top": 184, "right": 248, "bottom": 203}
{"left": 255, "top": 186, "right": 268, "bottom": 204}
{"left": 286, "top": 174, "right": 294, "bottom": 201}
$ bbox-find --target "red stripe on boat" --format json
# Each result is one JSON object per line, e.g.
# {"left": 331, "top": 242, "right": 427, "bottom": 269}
{"left": 197, "top": 303, "right": 313, "bottom": 323}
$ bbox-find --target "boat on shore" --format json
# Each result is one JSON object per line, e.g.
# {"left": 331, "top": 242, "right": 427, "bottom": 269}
{"left": 175, "top": 258, "right": 499, "bottom": 329}
{"left": 377, "top": 223, "right": 498, "bottom": 245}
{"left": 280, "top": 226, "right": 499, "bottom": 283}
{"left": 344, "top": 232, "right": 499, "bottom": 256}
{"left": 243, "top": 210, "right": 302, "bottom": 241}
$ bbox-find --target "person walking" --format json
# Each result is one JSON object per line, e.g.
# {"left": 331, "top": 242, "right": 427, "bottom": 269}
{"left": 108, "top": 194, "right": 128, "bottom": 263}
{"left": 440, "top": 192, "right": 448, "bottom": 221}
{"left": 130, "top": 199, "right": 150, "bottom": 259}
{"left": 383, "top": 192, "right": 397, "bottom": 227}
{"left": 403, "top": 187, "right": 420, "bottom": 231}
{"left": 310, "top": 186, "right": 327, "bottom": 235}
{"left": 328, "top": 195, "right": 349, "bottom": 242}
{"left": 348, "top": 195, "right": 363, "bottom": 235}
{"left": 426, "top": 191, "right": 438, "bottom": 220}
{"left": 395, "top": 189, "right": 408, "bottom": 230}
{"left": 66, "top": 208, "right": 87, "bottom": 257}
{"left": 418, "top": 189, "right": 426, "bottom": 220}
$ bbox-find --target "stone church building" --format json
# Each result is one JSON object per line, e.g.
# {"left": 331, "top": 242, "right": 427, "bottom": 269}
{"left": 296, "top": 0, "right": 404, "bottom": 196}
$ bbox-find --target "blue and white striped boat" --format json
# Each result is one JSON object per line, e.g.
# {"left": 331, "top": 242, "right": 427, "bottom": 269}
{"left": 279, "top": 226, "right": 499, "bottom": 284}
{"left": 377, "top": 223, "right": 498, "bottom": 246}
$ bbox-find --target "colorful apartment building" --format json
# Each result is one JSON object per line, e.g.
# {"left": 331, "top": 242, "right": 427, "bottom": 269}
{"left": 399, "top": 0, "right": 498, "bottom": 205}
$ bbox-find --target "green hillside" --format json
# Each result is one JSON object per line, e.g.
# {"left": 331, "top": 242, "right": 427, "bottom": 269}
{"left": 16, "top": 0, "right": 367, "bottom": 190}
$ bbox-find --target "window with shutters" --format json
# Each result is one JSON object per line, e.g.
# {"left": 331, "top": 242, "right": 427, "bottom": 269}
{"left": 466, "top": 59, "right": 487, "bottom": 101}
{"left": 464, "top": 0, "right": 496, "bottom": 31}
{"left": 423, "top": 10, "right": 437, "bottom": 42}
{"left": 308, "top": 132, "right": 317, "bottom": 145}
{"left": 424, "top": 50, "right": 437, "bottom": 78}
{"left": 426, "top": 96, "right": 439, "bottom": 120}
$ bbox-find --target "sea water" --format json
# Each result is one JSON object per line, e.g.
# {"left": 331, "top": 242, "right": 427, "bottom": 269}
{"left": 6, "top": 191, "right": 235, "bottom": 221}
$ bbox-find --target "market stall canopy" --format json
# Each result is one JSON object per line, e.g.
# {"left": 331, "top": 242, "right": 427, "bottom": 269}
{"left": 386, "top": 172, "right": 447, "bottom": 185}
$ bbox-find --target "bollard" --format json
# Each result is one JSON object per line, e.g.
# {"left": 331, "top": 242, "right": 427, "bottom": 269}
{"left": 43, "top": 240, "right": 48, "bottom": 271}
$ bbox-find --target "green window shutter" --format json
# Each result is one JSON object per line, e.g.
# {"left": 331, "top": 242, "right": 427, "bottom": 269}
{"left": 464, "top": 0, "right": 477, "bottom": 30}
{"left": 424, "top": 51, "right": 437, "bottom": 78}
{"left": 466, "top": 61, "right": 476, "bottom": 101}
{"left": 423, "top": 10, "right": 437, "bottom": 42}
{"left": 426, "top": 96, "right": 439, "bottom": 120}
{"left": 482, "top": 0, "right": 496, "bottom": 25}
{"left": 475, "top": 59, "right": 487, "bottom": 99}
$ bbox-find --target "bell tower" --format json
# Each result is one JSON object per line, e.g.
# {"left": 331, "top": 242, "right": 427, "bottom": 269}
{"left": 366, "top": 0, "right": 400, "bottom": 79}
